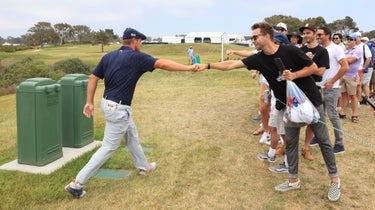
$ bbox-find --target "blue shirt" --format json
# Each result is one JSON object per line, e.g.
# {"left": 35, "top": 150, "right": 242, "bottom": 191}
{"left": 92, "top": 46, "right": 157, "bottom": 106}
{"left": 367, "top": 44, "right": 375, "bottom": 68}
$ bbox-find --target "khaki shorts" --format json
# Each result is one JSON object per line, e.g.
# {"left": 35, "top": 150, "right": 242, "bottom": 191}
{"left": 269, "top": 105, "right": 285, "bottom": 135}
{"left": 363, "top": 68, "right": 374, "bottom": 86}
{"left": 340, "top": 76, "right": 358, "bottom": 95}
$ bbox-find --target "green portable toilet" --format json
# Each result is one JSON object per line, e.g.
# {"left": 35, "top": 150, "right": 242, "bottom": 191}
{"left": 60, "top": 74, "right": 93, "bottom": 148}
{"left": 16, "top": 78, "right": 63, "bottom": 166}
{"left": 195, "top": 55, "right": 201, "bottom": 64}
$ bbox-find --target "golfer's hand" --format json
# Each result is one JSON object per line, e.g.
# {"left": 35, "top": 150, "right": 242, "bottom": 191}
{"left": 83, "top": 103, "right": 94, "bottom": 118}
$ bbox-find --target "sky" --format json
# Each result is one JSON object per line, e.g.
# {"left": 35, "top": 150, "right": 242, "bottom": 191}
{"left": 1, "top": 0, "right": 375, "bottom": 39}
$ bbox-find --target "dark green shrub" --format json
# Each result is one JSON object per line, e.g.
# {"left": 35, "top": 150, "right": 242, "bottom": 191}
{"left": 0, "top": 57, "right": 53, "bottom": 88}
{"left": 53, "top": 58, "right": 91, "bottom": 74}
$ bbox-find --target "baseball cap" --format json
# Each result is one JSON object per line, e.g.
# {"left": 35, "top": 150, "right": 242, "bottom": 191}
{"left": 276, "top": 22, "right": 288, "bottom": 31}
{"left": 123, "top": 27, "right": 147, "bottom": 40}
{"left": 274, "top": 32, "right": 289, "bottom": 44}
{"left": 354, "top": 31, "right": 362, "bottom": 37}
{"left": 299, "top": 23, "right": 317, "bottom": 33}
{"left": 346, "top": 33, "right": 358, "bottom": 40}
{"left": 361, "top": 37, "right": 369, "bottom": 42}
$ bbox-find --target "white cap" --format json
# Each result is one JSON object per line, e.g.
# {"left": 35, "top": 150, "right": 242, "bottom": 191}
{"left": 276, "top": 22, "right": 287, "bottom": 31}
{"left": 361, "top": 37, "right": 369, "bottom": 42}
{"left": 354, "top": 31, "right": 362, "bottom": 37}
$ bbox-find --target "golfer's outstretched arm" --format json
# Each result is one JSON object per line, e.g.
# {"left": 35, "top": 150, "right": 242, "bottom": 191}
{"left": 154, "top": 59, "right": 198, "bottom": 72}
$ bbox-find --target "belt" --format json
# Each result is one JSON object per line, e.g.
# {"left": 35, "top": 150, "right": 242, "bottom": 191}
{"left": 104, "top": 96, "right": 128, "bottom": 105}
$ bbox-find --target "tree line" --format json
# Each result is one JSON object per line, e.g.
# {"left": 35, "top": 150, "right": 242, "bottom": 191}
{"left": 265, "top": 15, "right": 375, "bottom": 38}
{"left": 0, "top": 22, "right": 120, "bottom": 52}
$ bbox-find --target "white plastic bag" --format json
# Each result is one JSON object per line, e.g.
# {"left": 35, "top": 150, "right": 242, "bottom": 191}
{"left": 283, "top": 80, "right": 320, "bottom": 124}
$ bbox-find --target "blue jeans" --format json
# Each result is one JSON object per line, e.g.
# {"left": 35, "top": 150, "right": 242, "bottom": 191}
{"left": 323, "top": 88, "right": 343, "bottom": 146}
{"left": 285, "top": 104, "right": 339, "bottom": 179}
{"left": 76, "top": 98, "right": 149, "bottom": 185}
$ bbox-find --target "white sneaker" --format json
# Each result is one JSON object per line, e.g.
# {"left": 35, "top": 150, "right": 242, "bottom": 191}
{"left": 139, "top": 162, "right": 157, "bottom": 175}
{"left": 65, "top": 180, "right": 86, "bottom": 199}
{"left": 259, "top": 131, "right": 271, "bottom": 145}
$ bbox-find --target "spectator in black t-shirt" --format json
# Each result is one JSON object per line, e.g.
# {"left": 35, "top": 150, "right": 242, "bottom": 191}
{"left": 197, "top": 22, "right": 341, "bottom": 202}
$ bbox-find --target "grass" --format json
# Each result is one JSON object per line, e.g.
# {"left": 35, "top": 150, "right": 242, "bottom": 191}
{"left": 0, "top": 44, "right": 375, "bottom": 209}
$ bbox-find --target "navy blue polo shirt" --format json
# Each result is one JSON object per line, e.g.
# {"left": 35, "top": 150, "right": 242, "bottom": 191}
{"left": 92, "top": 46, "right": 158, "bottom": 106}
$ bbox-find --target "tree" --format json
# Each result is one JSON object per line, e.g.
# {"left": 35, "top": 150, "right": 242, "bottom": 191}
{"left": 302, "top": 16, "right": 327, "bottom": 28}
{"left": 93, "top": 29, "right": 113, "bottom": 52}
{"left": 72, "top": 25, "right": 92, "bottom": 43}
{"left": 26, "top": 22, "right": 59, "bottom": 47}
{"left": 264, "top": 15, "right": 361, "bottom": 37}
{"left": 264, "top": 15, "right": 303, "bottom": 33}
{"left": 54, "top": 23, "right": 73, "bottom": 45}
{"left": 363, "top": 30, "right": 375, "bottom": 39}
{"left": 327, "top": 16, "right": 359, "bottom": 36}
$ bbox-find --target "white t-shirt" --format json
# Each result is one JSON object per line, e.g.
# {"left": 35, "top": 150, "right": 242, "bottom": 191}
{"left": 358, "top": 42, "right": 372, "bottom": 68}
{"left": 318, "top": 43, "right": 346, "bottom": 88}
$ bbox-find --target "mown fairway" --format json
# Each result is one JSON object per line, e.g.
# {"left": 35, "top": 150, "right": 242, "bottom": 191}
{"left": 0, "top": 43, "right": 374, "bottom": 209}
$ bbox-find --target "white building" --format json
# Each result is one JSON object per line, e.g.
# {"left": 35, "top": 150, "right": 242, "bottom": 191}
{"left": 185, "top": 32, "right": 229, "bottom": 44}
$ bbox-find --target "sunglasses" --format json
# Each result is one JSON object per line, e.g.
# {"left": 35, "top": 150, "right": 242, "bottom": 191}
{"left": 279, "top": 28, "right": 286, "bottom": 32}
{"left": 316, "top": 33, "right": 326, "bottom": 37}
{"left": 251, "top": 34, "right": 263, "bottom": 41}
{"left": 347, "top": 38, "right": 356, "bottom": 41}
{"left": 333, "top": 37, "right": 339, "bottom": 40}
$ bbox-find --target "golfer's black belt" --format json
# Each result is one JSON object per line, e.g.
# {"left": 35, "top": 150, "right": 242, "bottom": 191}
{"left": 104, "top": 96, "right": 129, "bottom": 105}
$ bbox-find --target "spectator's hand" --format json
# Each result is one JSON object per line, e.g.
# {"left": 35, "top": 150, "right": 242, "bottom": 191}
{"left": 251, "top": 71, "right": 258, "bottom": 79}
{"left": 83, "top": 103, "right": 94, "bottom": 118}
{"left": 306, "top": 52, "right": 313, "bottom": 59}
{"left": 324, "top": 80, "right": 334, "bottom": 89}
{"left": 191, "top": 64, "right": 201, "bottom": 72}
{"left": 283, "top": 70, "right": 297, "bottom": 80}
{"left": 226, "top": 50, "right": 235, "bottom": 55}
{"left": 195, "top": 64, "right": 208, "bottom": 72}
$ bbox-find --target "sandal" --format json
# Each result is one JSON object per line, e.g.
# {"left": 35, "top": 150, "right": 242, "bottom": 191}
{"left": 252, "top": 127, "right": 264, "bottom": 135}
{"left": 351, "top": 116, "right": 359, "bottom": 123}
{"left": 339, "top": 114, "right": 346, "bottom": 119}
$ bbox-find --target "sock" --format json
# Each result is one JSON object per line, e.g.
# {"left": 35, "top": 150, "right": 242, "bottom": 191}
{"left": 284, "top": 156, "right": 289, "bottom": 168}
{"left": 268, "top": 148, "right": 276, "bottom": 157}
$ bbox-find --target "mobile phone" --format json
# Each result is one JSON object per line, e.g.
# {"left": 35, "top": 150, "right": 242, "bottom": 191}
{"left": 275, "top": 58, "right": 286, "bottom": 81}
{"left": 362, "top": 93, "right": 375, "bottom": 110}
{"left": 274, "top": 58, "right": 286, "bottom": 71}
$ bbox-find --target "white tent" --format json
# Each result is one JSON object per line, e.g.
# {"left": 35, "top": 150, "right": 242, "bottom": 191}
{"left": 185, "top": 32, "right": 229, "bottom": 44}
